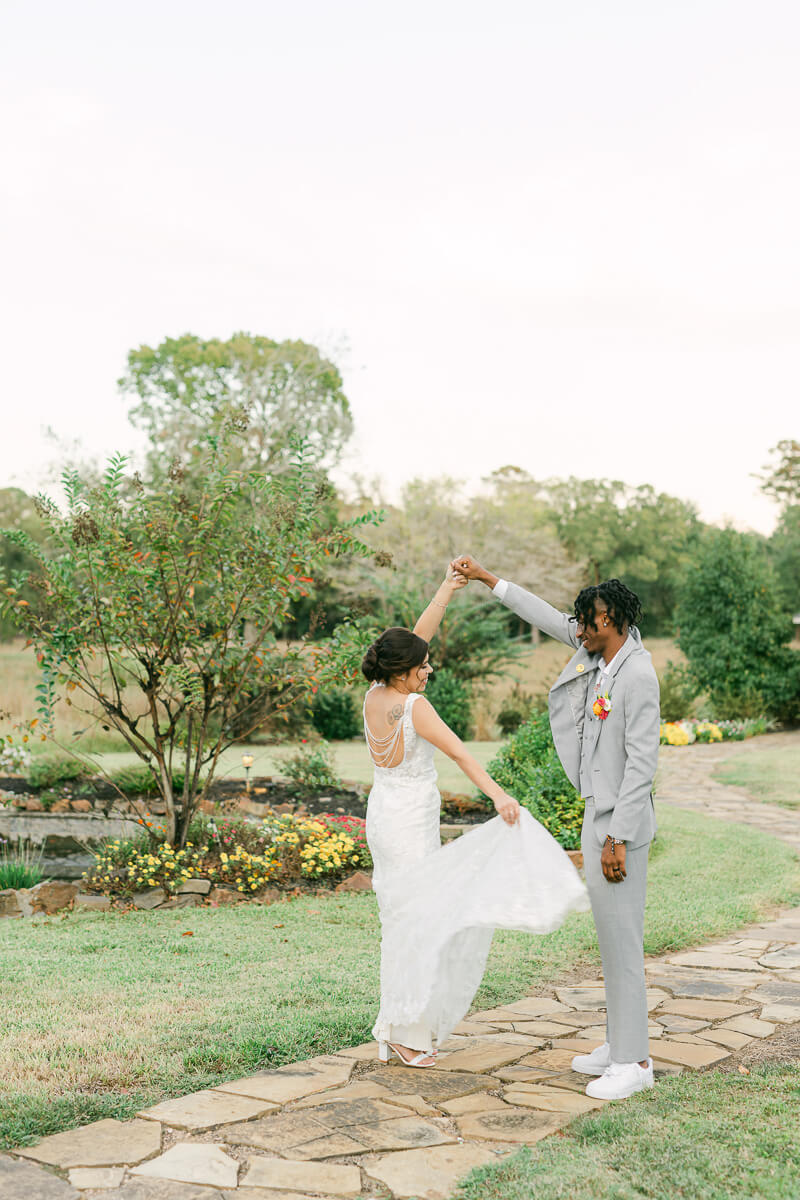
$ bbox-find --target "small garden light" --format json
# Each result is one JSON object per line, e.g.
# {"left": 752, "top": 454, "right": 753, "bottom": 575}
{"left": 242, "top": 754, "right": 254, "bottom": 793}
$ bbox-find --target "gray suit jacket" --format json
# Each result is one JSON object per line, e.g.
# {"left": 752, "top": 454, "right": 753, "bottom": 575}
{"left": 497, "top": 582, "right": 660, "bottom": 849}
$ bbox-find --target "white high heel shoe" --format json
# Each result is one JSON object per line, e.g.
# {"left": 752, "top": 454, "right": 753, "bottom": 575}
{"left": 378, "top": 1040, "right": 436, "bottom": 1068}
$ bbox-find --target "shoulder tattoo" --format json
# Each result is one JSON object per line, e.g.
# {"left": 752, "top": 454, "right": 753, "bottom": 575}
{"left": 387, "top": 703, "right": 404, "bottom": 725}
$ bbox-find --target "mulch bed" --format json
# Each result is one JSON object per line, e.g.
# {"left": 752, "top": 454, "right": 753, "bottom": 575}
{"left": 0, "top": 774, "right": 491, "bottom": 825}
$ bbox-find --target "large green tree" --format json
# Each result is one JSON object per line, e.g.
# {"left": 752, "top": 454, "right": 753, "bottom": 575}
{"left": 1, "top": 430, "right": 376, "bottom": 844}
{"left": 675, "top": 527, "right": 800, "bottom": 722}
{"left": 540, "top": 477, "right": 702, "bottom": 635}
{"left": 120, "top": 332, "right": 353, "bottom": 479}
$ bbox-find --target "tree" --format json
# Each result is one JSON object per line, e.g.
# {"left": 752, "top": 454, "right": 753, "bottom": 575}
{"left": 0, "top": 488, "right": 46, "bottom": 640}
{"left": 337, "top": 472, "right": 583, "bottom": 645}
{"left": 120, "top": 333, "right": 353, "bottom": 479}
{"left": 769, "top": 505, "right": 800, "bottom": 614}
{"left": 674, "top": 527, "right": 800, "bottom": 722}
{"left": 1, "top": 431, "right": 377, "bottom": 845}
{"left": 540, "top": 477, "right": 702, "bottom": 635}
{"left": 757, "top": 439, "right": 800, "bottom": 510}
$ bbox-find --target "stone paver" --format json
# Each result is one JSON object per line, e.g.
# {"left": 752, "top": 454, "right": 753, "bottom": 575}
{"left": 501, "top": 1084, "right": 605, "bottom": 1114}
{"left": 746, "top": 980, "right": 800, "bottom": 1004}
{"left": 215, "top": 1055, "right": 354, "bottom": 1104}
{"left": 457, "top": 1106, "right": 569, "bottom": 1143}
{"left": 18, "top": 1119, "right": 161, "bottom": 1169}
{"left": 363, "top": 1143, "right": 499, "bottom": 1200}
{"left": 97, "top": 1184, "right": 222, "bottom": 1200}
{"left": 138, "top": 1090, "right": 275, "bottom": 1132}
{"left": 719, "top": 1015, "right": 776, "bottom": 1038}
{"left": 646, "top": 969, "right": 761, "bottom": 1000}
{"left": 0, "top": 1153, "right": 80, "bottom": 1199}
{"left": 654, "top": 1014, "right": 710, "bottom": 1033}
{"left": 642, "top": 1040, "right": 729, "bottom": 1068}
{"left": 696, "top": 1028, "right": 754, "bottom": 1050}
{"left": 438, "top": 1093, "right": 510, "bottom": 1115}
{"left": 761, "top": 1003, "right": 800, "bottom": 1023}
{"left": 68, "top": 1166, "right": 126, "bottom": 1189}
{"left": 655, "top": 998, "right": 757, "bottom": 1020}
{"left": 239, "top": 1155, "right": 361, "bottom": 1195}
{"left": 132, "top": 1145, "right": 238, "bottom": 1188}
{"left": 365, "top": 1065, "right": 493, "bottom": 1101}
{"left": 432, "top": 1042, "right": 529, "bottom": 1072}
{"left": 666, "top": 951, "right": 767, "bottom": 972}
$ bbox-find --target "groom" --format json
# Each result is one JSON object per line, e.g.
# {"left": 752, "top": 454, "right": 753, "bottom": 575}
{"left": 453, "top": 557, "right": 660, "bottom": 1101}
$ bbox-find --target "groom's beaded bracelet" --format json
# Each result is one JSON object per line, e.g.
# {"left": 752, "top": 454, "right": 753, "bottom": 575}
{"left": 605, "top": 835, "right": 626, "bottom": 850}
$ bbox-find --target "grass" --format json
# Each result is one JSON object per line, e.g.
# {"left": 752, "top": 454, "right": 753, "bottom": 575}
{"left": 1, "top": 805, "right": 798, "bottom": 1151}
{"left": 714, "top": 743, "right": 800, "bottom": 811}
{"left": 454, "top": 1063, "right": 800, "bottom": 1200}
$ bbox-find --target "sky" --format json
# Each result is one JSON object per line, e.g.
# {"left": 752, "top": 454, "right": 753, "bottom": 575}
{"left": 1, "top": 0, "right": 798, "bottom": 533}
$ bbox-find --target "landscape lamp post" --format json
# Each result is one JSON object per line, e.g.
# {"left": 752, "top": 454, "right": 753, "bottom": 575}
{"left": 242, "top": 754, "right": 254, "bottom": 794}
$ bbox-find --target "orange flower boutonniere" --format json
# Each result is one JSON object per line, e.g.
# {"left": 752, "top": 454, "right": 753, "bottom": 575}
{"left": 593, "top": 693, "right": 612, "bottom": 721}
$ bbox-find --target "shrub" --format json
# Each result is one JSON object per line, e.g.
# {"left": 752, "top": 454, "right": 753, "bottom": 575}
{"left": 495, "top": 685, "right": 538, "bottom": 736}
{"left": 658, "top": 661, "right": 699, "bottom": 723}
{"left": 0, "top": 838, "right": 44, "bottom": 889}
{"left": 110, "top": 765, "right": 203, "bottom": 798}
{"left": 311, "top": 688, "right": 360, "bottom": 740}
{"left": 425, "top": 668, "right": 473, "bottom": 740}
{"left": 486, "top": 710, "right": 583, "bottom": 850}
{"left": 282, "top": 740, "right": 342, "bottom": 795}
{"left": 25, "top": 756, "right": 86, "bottom": 790}
{"left": 110, "top": 765, "right": 160, "bottom": 797}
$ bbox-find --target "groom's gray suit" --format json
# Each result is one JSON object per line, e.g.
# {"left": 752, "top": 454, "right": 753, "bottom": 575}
{"left": 492, "top": 580, "right": 660, "bottom": 1063}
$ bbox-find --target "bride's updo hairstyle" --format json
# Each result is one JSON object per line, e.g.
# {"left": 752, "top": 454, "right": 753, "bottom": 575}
{"left": 361, "top": 627, "right": 429, "bottom": 684}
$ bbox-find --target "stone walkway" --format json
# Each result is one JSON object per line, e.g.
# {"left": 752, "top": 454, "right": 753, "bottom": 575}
{"left": 3, "top": 736, "right": 800, "bottom": 1200}
{"left": 656, "top": 729, "right": 800, "bottom": 851}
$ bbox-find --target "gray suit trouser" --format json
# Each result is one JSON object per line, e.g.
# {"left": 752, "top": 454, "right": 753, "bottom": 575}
{"left": 581, "top": 799, "right": 650, "bottom": 1064}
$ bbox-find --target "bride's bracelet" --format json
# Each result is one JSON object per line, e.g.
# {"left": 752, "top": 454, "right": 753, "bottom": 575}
{"left": 430, "top": 598, "right": 448, "bottom": 609}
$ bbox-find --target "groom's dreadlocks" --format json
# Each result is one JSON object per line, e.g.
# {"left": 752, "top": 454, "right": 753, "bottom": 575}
{"left": 573, "top": 579, "right": 642, "bottom": 634}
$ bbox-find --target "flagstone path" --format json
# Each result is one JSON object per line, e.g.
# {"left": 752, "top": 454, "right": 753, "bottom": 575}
{"left": 656, "top": 729, "right": 800, "bottom": 851}
{"left": 4, "top": 736, "right": 800, "bottom": 1200}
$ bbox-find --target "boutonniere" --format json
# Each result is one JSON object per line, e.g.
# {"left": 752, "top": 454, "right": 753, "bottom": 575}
{"left": 593, "top": 692, "right": 612, "bottom": 720}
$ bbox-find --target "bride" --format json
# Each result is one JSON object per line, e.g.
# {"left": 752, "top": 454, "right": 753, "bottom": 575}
{"left": 362, "top": 566, "right": 589, "bottom": 1068}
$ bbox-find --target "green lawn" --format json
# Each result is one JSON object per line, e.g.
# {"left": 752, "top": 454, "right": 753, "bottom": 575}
{"left": 714, "top": 744, "right": 800, "bottom": 811}
{"left": 454, "top": 1063, "right": 800, "bottom": 1200}
{"left": 1, "top": 805, "right": 798, "bottom": 1152}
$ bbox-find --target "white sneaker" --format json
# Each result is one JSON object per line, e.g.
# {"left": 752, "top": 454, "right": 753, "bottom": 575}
{"left": 585, "top": 1059, "right": 654, "bottom": 1100}
{"left": 571, "top": 1041, "right": 612, "bottom": 1075}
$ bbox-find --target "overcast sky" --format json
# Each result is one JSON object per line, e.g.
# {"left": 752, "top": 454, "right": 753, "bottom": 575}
{"left": 1, "top": 1, "right": 797, "bottom": 533}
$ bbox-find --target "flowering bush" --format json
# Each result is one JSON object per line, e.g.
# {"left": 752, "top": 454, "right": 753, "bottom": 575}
{"left": 694, "top": 722, "right": 723, "bottom": 744}
{"left": 660, "top": 717, "right": 771, "bottom": 746}
{"left": 83, "top": 809, "right": 372, "bottom": 898}
{"left": 0, "top": 744, "right": 31, "bottom": 775}
{"left": 264, "top": 811, "right": 364, "bottom": 880}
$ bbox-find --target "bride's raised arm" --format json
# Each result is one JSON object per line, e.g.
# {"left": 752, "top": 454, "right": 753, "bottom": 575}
{"left": 413, "top": 565, "right": 467, "bottom": 643}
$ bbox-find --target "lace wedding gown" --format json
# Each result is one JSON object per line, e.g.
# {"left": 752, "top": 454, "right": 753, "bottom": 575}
{"left": 364, "top": 684, "right": 590, "bottom": 1052}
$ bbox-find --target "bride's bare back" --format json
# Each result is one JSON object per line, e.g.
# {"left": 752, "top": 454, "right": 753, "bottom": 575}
{"left": 363, "top": 684, "right": 410, "bottom": 768}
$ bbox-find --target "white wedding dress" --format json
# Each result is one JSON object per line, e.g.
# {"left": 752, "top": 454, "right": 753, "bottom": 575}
{"left": 364, "top": 684, "right": 590, "bottom": 1053}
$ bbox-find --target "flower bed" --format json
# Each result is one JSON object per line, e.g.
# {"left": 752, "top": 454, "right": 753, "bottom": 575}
{"left": 81, "top": 810, "right": 372, "bottom": 900}
{"left": 660, "top": 717, "right": 772, "bottom": 746}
